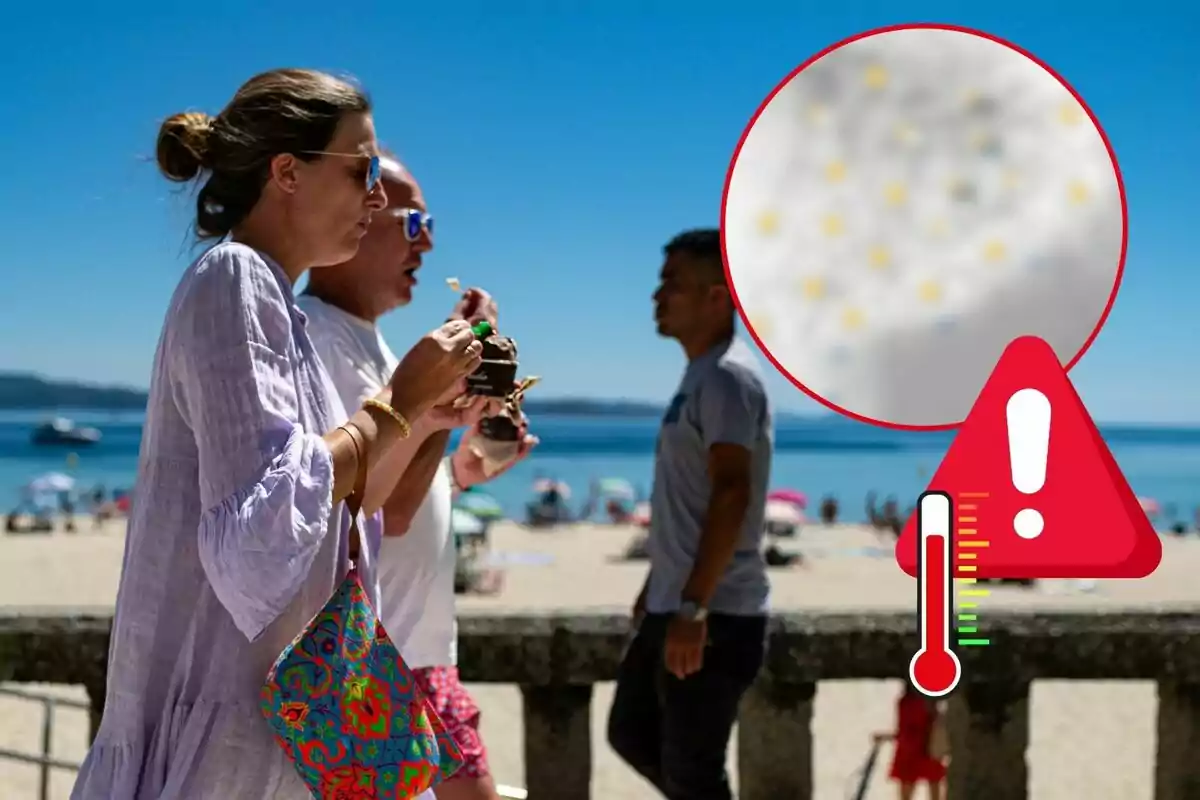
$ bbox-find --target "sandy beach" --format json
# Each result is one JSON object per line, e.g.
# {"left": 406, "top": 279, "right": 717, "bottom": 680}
{"left": 1, "top": 519, "right": 1194, "bottom": 799}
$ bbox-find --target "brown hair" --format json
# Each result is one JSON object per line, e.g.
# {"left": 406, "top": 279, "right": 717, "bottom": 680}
{"left": 155, "top": 68, "right": 372, "bottom": 239}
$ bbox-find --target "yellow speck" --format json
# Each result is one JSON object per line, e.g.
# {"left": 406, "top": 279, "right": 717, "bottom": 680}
{"left": 824, "top": 160, "right": 847, "bottom": 183}
{"left": 797, "top": 276, "right": 826, "bottom": 300}
{"left": 821, "top": 214, "right": 844, "bottom": 237}
{"left": 883, "top": 182, "right": 907, "bottom": 207}
{"left": 1059, "top": 102, "right": 1084, "bottom": 126}
{"left": 918, "top": 280, "right": 942, "bottom": 304}
{"left": 749, "top": 314, "right": 774, "bottom": 339}
{"left": 864, "top": 64, "right": 888, "bottom": 90}
{"left": 963, "top": 88, "right": 981, "bottom": 107}
{"left": 1003, "top": 169, "right": 1022, "bottom": 190}
{"left": 1068, "top": 180, "right": 1090, "bottom": 205}
{"left": 757, "top": 210, "right": 780, "bottom": 235}
{"left": 893, "top": 123, "right": 919, "bottom": 145}
{"left": 928, "top": 218, "right": 949, "bottom": 238}
{"left": 983, "top": 240, "right": 1007, "bottom": 262}
{"left": 841, "top": 307, "right": 866, "bottom": 331}
{"left": 868, "top": 246, "right": 891, "bottom": 270}
{"left": 805, "top": 103, "right": 828, "bottom": 125}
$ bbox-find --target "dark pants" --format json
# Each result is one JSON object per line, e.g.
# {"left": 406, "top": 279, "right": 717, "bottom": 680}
{"left": 607, "top": 612, "right": 767, "bottom": 800}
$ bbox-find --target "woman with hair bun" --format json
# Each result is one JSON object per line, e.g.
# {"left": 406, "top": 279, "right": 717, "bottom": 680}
{"left": 72, "top": 68, "right": 486, "bottom": 799}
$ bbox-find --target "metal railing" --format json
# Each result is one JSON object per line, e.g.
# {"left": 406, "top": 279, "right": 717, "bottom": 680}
{"left": 0, "top": 686, "right": 86, "bottom": 800}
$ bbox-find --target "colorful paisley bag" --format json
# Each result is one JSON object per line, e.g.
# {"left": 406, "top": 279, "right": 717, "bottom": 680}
{"left": 260, "top": 430, "right": 464, "bottom": 799}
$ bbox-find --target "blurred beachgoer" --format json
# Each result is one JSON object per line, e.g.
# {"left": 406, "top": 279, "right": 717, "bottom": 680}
{"left": 72, "top": 70, "right": 484, "bottom": 800}
{"left": 883, "top": 496, "right": 903, "bottom": 533}
{"left": 873, "top": 684, "right": 949, "bottom": 800}
{"left": 301, "top": 154, "right": 535, "bottom": 800}
{"left": 608, "top": 228, "right": 773, "bottom": 800}
{"left": 526, "top": 479, "right": 572, "bottom": 526}
{"left": 606, "top": 497, "right": 632, "bottom": 524}
{"left": 59, "top": 490, "right": 76, "bottom": 532}
{"left": 867, "top": 491, "right": 895, "bottom": 531}
{"left": 820, "top": 494, "right": 839, "bottom": 524}
{"left": 868, "top": 492, "right": 904, "bottom": 539}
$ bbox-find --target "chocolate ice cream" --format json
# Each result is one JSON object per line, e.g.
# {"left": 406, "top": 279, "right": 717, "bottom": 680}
{"left": 466, "top": 334, "right": 518, "bottom": 397}
{"left": 479, "top": 413, "right": 521, "bottom": 442}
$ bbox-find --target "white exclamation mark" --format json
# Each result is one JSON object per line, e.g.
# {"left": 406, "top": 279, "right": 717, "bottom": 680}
{"left": 1006, "top": 388, "right": 1051, "bottom": 540}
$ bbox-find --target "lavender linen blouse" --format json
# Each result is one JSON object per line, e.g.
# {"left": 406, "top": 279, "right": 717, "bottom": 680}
{"left": 71, "top": 242, "right": 382, "bottom": 800}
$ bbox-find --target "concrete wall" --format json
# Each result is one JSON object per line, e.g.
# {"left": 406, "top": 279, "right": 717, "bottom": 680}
{"left": 2, "top": 609, "right": 1199, "bottom": 799}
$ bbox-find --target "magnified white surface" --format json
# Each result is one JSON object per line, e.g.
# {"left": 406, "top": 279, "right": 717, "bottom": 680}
{"left": 724, "top": 27, "right": 1123, "bottom": 427}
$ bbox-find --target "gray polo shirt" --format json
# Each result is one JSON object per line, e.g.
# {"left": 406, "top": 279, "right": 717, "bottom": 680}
{"left": 645, "top": 337, "right": 773, "bottom": 616}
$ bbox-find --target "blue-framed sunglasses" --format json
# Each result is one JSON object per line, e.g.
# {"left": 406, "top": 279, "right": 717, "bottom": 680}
{"left": 300, "top": 151, "right": 382, "bottom": 193}
{"left": 390, "top": 207, "right": 435, "bottom": 241}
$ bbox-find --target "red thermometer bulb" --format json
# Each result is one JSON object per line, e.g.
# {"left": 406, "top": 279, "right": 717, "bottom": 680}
{"left": 909, "top": 491, "right": 962, "bottom": 698}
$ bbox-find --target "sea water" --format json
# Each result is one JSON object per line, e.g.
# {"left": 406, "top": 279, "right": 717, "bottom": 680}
{"left": 2, "top": 410, "right": 1200, "bottom": 525}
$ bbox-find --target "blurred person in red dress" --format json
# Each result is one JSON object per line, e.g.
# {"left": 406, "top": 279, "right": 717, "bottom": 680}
{"left": 873, "top": 684, "right": 948, "bottom": 800}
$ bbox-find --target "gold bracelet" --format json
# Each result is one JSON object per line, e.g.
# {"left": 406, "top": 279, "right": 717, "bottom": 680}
{"left": 362, "top": 397, "right": 412, "bottom": 439}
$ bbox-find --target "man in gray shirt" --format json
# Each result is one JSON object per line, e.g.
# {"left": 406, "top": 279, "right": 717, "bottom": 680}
{"left": 608, "top": 228, "right": 773, "bottom": 799}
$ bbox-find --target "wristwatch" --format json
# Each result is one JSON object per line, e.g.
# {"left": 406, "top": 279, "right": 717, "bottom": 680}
{"left": 678, "top": 601, "right": 709, "bottom": 622}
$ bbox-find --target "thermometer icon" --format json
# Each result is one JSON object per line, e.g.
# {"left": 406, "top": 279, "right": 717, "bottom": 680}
{"left": 909, "top": 491, "right": 962, "bottom": 698}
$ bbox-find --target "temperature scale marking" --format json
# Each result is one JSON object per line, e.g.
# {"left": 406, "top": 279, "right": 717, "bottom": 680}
{"left": 956, "top": 492, "right": 990, "bottom": 647}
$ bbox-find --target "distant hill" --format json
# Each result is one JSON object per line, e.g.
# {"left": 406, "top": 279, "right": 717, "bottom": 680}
{"left": 522, "top": 398, "right": 664, "bottom": 417}
{"left": 0, "top": 373, "right": 149, "bottom": 411}
{"left": 0, "top": 373, "right": 672, "bottom": 417}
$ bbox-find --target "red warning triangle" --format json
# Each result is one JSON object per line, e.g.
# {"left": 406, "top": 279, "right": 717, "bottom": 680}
{"left": 896, "top": 336, "right": 1161, "bottom": 580}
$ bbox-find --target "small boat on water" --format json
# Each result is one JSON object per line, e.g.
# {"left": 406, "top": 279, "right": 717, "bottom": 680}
{"left": 31, "top": 417, "right": 102, "bottom": 447}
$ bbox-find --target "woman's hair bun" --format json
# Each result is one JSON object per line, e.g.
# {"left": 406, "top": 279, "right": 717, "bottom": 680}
{"left": 156, "top": 111, "right": 213, "bottom": 182}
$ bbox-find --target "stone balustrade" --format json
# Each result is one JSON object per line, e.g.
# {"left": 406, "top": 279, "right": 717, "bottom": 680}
{"left": 2, "top": 608, "right": 1199, "bottom": 799}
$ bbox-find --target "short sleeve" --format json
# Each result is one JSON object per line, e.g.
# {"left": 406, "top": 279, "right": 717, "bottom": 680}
{"left": 168, "top": 244, "right": 336, "bottom": 641}
{"left": 307, "top": 326, "right": 385, "bottom": 413}
{"left": 696, "top": 365, "right": 765, "bottom": 451}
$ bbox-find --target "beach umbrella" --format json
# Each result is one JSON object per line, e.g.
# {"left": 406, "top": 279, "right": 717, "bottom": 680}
{"left": 765, "top": 499, "right": 805, "bottom": 526}
{"left": 451, "top": 507, "right": 486, "bottom": 537}
{"left": 596, "top": 478, "right": 636, "bottom": 501}
{"left": 631, "top": 501, "right": 651, "bottom": 527}
{"left": 767, "top": 488, "right": 808, "bottom": 509}
{"left": 455, "top": 491, "right": 505, "bottom": 520}
{"left": 532, "top": 478, "right": 571, "bottom": 500}
{"left": 26, "top": 472, "right": 75, "bottom": 494}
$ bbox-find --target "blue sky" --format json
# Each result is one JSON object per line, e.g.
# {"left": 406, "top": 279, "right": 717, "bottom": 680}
{"left": 0, "top": 2, "right": 1196, "bottom": 423}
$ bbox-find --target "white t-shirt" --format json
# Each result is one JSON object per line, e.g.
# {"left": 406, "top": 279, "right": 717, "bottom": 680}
{"left": 298, "top": 294, "right": 458, "bottom": 669}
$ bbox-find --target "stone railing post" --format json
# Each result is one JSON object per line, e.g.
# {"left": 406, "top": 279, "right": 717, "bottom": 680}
{"left": 1155, "top": 680, "right": 1200, "bottom": 800}
{"left": 520, "top": 683, "right": 593, "bottom": 800}
{"left": 946, "top": 679, "right": 1030, "bottom": 800}
{"left": 736, "top": 678, "right": 815, "bottom": 800}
